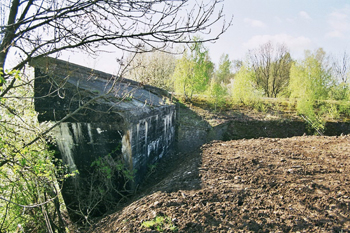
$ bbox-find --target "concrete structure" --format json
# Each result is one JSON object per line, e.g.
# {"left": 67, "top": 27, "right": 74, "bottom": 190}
{"left": 31, "top": 57, "right": 176, "bottom": 219}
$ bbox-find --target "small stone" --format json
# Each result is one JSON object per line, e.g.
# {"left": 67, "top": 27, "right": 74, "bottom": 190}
{"left": 151, "top": 210, "right": 157, "bottom": 218}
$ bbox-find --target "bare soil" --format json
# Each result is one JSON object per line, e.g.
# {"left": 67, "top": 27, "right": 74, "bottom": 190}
{"left": 90, "top": 134, "right": 350, "bottom": 232}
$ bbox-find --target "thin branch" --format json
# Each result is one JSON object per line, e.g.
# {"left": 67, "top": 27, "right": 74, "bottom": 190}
{"left": 0, "top": 194, "right": 58, "bottom": 209}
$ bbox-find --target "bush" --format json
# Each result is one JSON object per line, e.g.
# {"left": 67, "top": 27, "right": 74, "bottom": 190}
{"left": 231, "top": 66, "right": 262, "bottom": 106}
{"left": 0, "top": 68, "right": 66, "bottom": 232}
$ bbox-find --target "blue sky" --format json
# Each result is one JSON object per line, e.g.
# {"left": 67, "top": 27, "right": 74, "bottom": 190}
{"left": 206, "top": 0, "right": 350, "bottom": 64}
{"left": 59, "top": 0, "right": 350, "bottom": 74}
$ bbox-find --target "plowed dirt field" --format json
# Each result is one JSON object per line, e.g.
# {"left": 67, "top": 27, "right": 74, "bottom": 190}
{"left": 90, "top": 135, "right": 350, "bottom": 232}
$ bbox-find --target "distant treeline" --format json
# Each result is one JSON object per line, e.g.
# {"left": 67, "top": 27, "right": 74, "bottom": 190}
{"left": 125, "top": 40, "right": 350, "bottom": 130}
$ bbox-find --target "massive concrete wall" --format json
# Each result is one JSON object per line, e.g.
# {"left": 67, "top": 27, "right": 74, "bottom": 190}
{"left": 31, "top": 57, "right": 176, "bottom": 219}
{"left": 129, "top": 107, "right": 176, "bottom": 185}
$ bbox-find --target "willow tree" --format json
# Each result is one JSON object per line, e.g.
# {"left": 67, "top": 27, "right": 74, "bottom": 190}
{"left": 0, "top": 0, "right": 231, "bottom": 231}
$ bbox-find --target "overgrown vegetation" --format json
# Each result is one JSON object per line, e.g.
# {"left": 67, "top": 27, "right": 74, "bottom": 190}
{"left": 0, "top": 68, "right": 67, "bottom": 232}
{"left": 141, "top": 215, "right": 178, "bottom": 232}
{"left": 71, "top": 150, "right": 135, "bottom": 225}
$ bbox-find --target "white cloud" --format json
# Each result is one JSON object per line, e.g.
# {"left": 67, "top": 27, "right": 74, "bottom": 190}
{"left": 326, "top": 7, "right": 350, "bottom": 38}
{"left": 299, "top": 11, "right": 312, "bottom": 20}
{"left": 244, "top": 18, "right": 266, "bottom": 28}
{"left": 286, "top": 17, "right": 295, "bottom": 23}
{"left": 273, "top": 16, "right": 283, "bottom": 24}
{"left": 326, "top": 30, "right": 344, "bottom": 38}
{"left": 243, "top": 34, "right": 312, "bottom": 56}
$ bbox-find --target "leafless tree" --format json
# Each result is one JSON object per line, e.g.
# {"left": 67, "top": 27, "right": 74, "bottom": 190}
{"left": 332, "top": 51, "right": 350, "bottom": 84}
{"left": 249, "top": 41, "right": 292, "bottom": 98}
{"left": 0, "top": 0, "right": 231, "bottom": 231}
{"left": 329, "top": 51, "right": 350, "bottom": 100}
{"left": 124, "top": 50, "right": 176, "bottom": 90}
{"left": 1, "top": 0, "right": 230, "bottom": 84}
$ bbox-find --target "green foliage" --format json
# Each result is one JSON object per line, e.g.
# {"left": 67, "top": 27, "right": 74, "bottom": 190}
{"left": 146, "top": 163, "right": 158, "bottom": 179}
{"left": 141, "top": 215, "right": 178, "bottom": 232}
{"left": 173, "top": 50, "right": 194, "bottom": 98}
{"left": 0, "top": 69, "right": 4, "bottom": 85}
{"left": 289, "top": 48, "right": 332, "bottom": 134}
{"left": 0, "top": 68, "right": 66, "bottom": 232}
{"left": 74, "top": 146, "right": 136, "bottom": 224}
{"left": 206, "top": 53, "right": 232, "bottom": 110}
{"left": 216, "top": 54, "right": 233, "bottom": 84}
{"left": 290, "top": 48, "right": 332, "bottom": 100}
{"left": 173, "top": 40, "right": 213, "bottom": 100}
{"left": 208, "top": 79, "right": 227, "bottom": 110}
{"left": 338, "top": 100, "right": 350, "bottom": 115}
{"left": 329, "top": 82, "right": 350, "bottom": 101}
{"left": 249, "top": 42, "right": 292, "bottom": 98}
{"left": 231, "top": 65, "right": 262, "bottom": 105}
{"left": 90, "top": 146, "right": 134, "bottom": 183}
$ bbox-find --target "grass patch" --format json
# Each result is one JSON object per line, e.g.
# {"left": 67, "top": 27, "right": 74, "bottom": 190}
{"left": 141, "top": 215, "right": 178, "bottom": 232}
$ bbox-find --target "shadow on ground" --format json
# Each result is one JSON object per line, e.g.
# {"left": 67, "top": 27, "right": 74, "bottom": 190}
{"left": 88, "top": 102, "right": 350, "bottom": 232}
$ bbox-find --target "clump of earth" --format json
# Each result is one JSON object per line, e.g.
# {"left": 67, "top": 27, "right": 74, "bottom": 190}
{"left": 89, "top": 135, "right": 350, "bottom": 232}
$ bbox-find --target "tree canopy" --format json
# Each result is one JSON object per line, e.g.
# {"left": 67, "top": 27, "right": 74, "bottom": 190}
{"left": 173, "top": 40, "right": 214, "bottom": 100}
{"left": 249, "top": 41, "right": 292, "bottom": 98}
{"left": 125, "top": 51, "right": 176, "bottom": 90}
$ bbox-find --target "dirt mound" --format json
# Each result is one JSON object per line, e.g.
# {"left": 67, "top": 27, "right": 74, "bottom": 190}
{"left": 90, "top": 135, "right": 350, "bottom": 232}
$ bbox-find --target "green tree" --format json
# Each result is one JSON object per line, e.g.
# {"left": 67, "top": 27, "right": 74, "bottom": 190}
{"left": 289, "top": 48, "right": 331, "bottom": 101}
{"left": 231, "top": 65, "right": 262, "bottom": 105}
{"left": 173, "top": 41, "right": 214, "bottom": 100}
{"left": 207, "top": 54, "right": 232, "bottom": 110}
{"left": 289, "top": 48, "right": 332, "bottom": 134}
{"left": 249, "top": 41, "right": 292, "bottom": 98}
{"left": 208, "top": 79, "right": 227, "bottom": 110}
{"left": 173, "top": 50, "right": 194, "bottom": 99}
{"left": 216, "top": 54, "right": 233, "bottom": 84}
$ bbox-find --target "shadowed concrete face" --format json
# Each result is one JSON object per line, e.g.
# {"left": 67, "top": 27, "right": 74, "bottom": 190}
{"left": 31, "top": 57, "right": 176, "bottom": 219}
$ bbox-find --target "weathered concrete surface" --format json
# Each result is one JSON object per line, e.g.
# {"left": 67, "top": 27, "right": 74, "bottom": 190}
{"left": 31, "top": 57, "right": 176, "bottom": 219}
{"left": 175, "top": 103, "right": 229, "bottom": 153}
